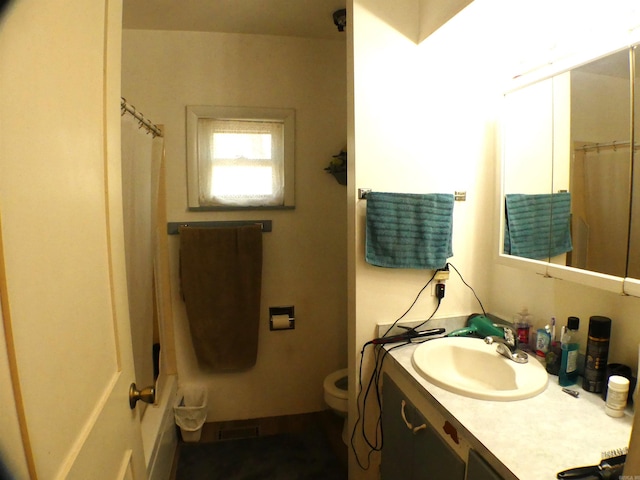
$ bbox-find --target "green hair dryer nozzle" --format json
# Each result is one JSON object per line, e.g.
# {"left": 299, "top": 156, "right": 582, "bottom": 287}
{"left": 447, "top": 314, "right": 505, "bottom": 339}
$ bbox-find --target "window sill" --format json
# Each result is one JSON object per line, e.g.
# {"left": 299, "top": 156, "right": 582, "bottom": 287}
{"left": 187, "top": 205, "right": 295, "bottom": 212}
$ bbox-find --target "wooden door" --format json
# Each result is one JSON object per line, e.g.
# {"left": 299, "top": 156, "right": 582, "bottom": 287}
{"left": 0, "top": 1, "right": 147, "bottom": 478}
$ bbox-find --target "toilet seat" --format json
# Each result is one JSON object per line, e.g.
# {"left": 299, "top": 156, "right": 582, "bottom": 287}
{"left": 323, "top": 368, "right": 348, "bottom": 400}
{"left": 323, "top": 368, "right": 349, "bottom": 443}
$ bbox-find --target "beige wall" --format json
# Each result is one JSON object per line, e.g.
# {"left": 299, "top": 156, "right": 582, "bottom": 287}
{"left": 122, "top": 30, "right": 348, "bottom": 421}
{"left": 349, "top": 0, "right": 640, "bottom": 477}
{"left": 348, "top": 1, "right": 499, "bottom": 476}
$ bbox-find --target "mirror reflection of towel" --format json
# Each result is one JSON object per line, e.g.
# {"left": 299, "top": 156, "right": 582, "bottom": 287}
{"left": 179, "top": 225, "right": 262, "bottom": 372}
{"left": 365, "top": 192, "right": 454, "bottom": 269}
{"left": 504, "top": 192, "right": 572, "bottom": 260}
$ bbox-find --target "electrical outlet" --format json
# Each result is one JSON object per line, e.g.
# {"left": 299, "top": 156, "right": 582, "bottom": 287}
{"left": 434, "top": 269, "right": 449, "bottom": 281}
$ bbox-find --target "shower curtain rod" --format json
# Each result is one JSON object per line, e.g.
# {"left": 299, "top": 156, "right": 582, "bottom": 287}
{"left": 120, "top": 97, "right": 163, "bottom": 138}
{"left": 576, "top": 140, "right": 639, "bottom": 152}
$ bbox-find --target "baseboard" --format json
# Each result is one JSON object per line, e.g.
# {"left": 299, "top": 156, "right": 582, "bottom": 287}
{"left": 184, "top": 410, "right": 340, "bottom": 443}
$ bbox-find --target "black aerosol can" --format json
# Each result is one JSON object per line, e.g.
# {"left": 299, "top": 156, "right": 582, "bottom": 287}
{"left": 582, "top": 316, "right": 612, "bottom": 393}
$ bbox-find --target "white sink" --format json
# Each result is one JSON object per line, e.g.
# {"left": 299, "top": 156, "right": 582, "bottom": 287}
{"left": 412, "top": 337, "right": 548, "bottom": 401}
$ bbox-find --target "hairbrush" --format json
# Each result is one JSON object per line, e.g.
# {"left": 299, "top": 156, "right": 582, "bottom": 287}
{"left": 557, "top": 447, "right": 627, "bottom": 479}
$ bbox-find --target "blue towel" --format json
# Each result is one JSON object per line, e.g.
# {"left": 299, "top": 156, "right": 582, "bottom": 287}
{"left": 504, "top": 192, "right": 572, "bottom": 260}
{"left": 365, "top": 192, "right": 454, "bottom": 269}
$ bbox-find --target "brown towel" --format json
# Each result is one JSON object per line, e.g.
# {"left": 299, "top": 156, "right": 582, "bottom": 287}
{"left": 179, "top": 225, "right": 262, "bottom": 372}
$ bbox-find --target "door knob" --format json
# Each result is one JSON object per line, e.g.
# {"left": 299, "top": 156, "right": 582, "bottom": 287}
{"left": 129, "top": 383, "right": 156, "bottom": 409}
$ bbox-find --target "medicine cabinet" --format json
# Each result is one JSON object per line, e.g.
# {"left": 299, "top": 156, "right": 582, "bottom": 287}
{"left": 499, "top": 41, "right": 640, "bottom": 296}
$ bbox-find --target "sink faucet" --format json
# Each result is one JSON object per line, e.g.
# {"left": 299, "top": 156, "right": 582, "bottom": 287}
{"left": 484, "top": 324, "right": 528, "bottom": 364}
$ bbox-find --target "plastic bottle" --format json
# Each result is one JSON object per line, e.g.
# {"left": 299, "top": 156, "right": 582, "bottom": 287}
{"left": 605, "top": 375, "right": 629, "bottom": 417}
{"left": 515, "top": 307, "right": 532, "bottom": 345}
{"left": 559, "top": 316, "right": 580, "bottom": 386}
{"left": 582, "top": 316, "right": 612, "bottom": 393}
{"left": 546, "top": 317, "right": 562, "bottom": 375}
{"left": 535, "top": 325, "right": 551, "bottom": 358}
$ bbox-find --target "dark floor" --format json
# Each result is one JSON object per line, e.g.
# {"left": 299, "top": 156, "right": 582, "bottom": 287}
{"left": 170, "top": 411, "right": 348, "bottom": 480}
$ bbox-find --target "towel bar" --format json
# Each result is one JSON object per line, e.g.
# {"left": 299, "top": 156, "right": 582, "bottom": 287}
{"left": 167, "top": 220, "right": 272, "bottom": 235}
{"left": 358, "top": 188, "right": 466, "bottom": 201}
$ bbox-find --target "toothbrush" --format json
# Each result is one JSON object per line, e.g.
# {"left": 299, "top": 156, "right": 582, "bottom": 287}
{"left": 551, "top": 317, "right": 556, "bottom": 342}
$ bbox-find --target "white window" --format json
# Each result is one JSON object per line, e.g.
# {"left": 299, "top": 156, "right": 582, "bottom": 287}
{"left": 186, "top": 106, "right": 295, "bottom": 209}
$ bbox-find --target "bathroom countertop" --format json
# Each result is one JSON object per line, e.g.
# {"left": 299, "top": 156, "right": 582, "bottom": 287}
{"left": 385, "top": 341, "right": 634, "bottom": 480}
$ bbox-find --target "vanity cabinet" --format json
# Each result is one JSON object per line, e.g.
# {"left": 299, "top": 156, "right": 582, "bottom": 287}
{"left": 467, "top": 449, "right": 504, "bottom": 480}
{"left": 381, "top": 374, "right": 465, "bottom": 480}
{"left": 382, "top": 372, "right": 507, "bottom": 480}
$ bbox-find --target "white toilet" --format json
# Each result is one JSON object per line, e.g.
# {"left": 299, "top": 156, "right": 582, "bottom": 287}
{"left": 323, "top": 368, "right": 349, "bottom": 444}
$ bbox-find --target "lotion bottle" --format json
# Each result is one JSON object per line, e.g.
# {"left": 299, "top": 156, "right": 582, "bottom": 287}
{"left": 559, "top": 316, "right": 580, "bottom": 387}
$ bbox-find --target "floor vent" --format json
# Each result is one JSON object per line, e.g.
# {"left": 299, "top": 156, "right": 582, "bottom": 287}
{"left": 217, "top": 425, "right": 260, "bottom": 441}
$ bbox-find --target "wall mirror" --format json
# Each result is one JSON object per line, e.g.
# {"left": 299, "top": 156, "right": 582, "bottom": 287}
{"left": 565, "top": 48, "right": 631, "bottom": 277}
{"left": 628, "top": 46, "right": 640, "bottom": 279}
{"left": 500, "top": 45, "right": 638, "bottom": 291}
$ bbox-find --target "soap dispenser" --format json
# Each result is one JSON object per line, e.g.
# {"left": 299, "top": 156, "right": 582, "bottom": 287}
{"left": 559, "top": 316, "right": 580, "bottom": 387}
{"left": 514, "top": 307, "right": 532, "bottom": 346}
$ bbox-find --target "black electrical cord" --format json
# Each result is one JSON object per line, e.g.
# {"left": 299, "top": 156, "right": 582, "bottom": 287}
{"left": 380, "top": 269, "right": 439, "bottom": 339}
{"left": 447, "top": 262, "right": 486, "bottom": 315}
{"left": 350, "top": 340, "right": 407, "bottom": 469}
{"left": 351, "top": 262, "right": 486, "bottom": 470}
{"left": 409, "top": 296, "right": 443, "bottom": 332}
{"left": 351, "top": 296, "right": 443, "bottom": 470}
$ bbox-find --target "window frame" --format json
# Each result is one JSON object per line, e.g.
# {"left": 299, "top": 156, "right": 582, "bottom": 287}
{"left": 186, "top": 105, "right": 295, "bottom": 210}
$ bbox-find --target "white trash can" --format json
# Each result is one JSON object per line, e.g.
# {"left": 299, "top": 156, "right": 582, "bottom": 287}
{"left": 174, "top": 385, "right": 208, "bottom": 442}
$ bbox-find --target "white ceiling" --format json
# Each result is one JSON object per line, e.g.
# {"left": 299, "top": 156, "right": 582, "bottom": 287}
{"left": 122, "top": 0, "right": 347, "bottom": 40}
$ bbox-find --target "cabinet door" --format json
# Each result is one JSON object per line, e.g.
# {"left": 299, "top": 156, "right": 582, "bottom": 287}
{"left": 467, "top": 449, "right": 505, "bottom": 480}
{"left": 381, "top": 375, "right": 415, "bottom": 480}
{"left": 381, "top": 375, "right": 465, "bottom": 480}
{"left": 412, "top": 406, "right": 465, "bottom": 480}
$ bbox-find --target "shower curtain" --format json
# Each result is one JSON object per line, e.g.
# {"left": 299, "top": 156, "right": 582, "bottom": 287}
{"left": 572, "top": 144, "right": 630, "bottom": 277}
{"left": 121, "top": 111, "right": 164, "bottom": 395}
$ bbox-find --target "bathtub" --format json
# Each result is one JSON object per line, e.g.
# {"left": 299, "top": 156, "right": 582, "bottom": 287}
{"left": 141, "top": 374, "right": 178, "bottom": 480}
